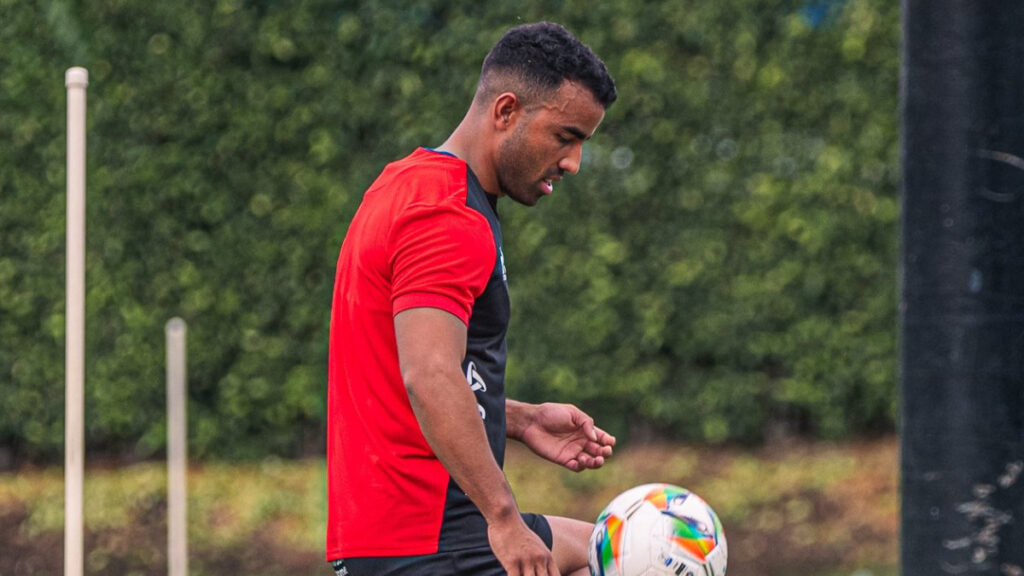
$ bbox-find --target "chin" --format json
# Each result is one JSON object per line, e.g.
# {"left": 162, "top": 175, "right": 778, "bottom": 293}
{"left": 500, "top": 186, "right": 541, "bottom": 207}
{"left": 511, "top": 193, "right": 541, "bottom": 207}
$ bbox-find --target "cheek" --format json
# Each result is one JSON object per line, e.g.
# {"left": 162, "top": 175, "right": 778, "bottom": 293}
{"left": 528, "top": 140, "right": 560, "bottom": 169}
{"left": 502, "top": 131, "right": 558, "bottom": 178}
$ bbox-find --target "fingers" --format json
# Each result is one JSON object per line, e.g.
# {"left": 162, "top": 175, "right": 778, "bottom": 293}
{"left": 573, "top": 452, "right": 605, "bottom": 471}
{"left": 568, "top": 407, "right": 599, "bottom": 442}
{"left": 585, "top": 429, "right": 615, "bottom": 458}
{"left": 569, "top": 421, "right": 616, "bottom": 472}
{"left": 519, "top": 562, "right": 559, "bottom": 576}
{"left": 507, "top": 552, "right": 561, "bottom": 575}
{"left": 568, "top": 405, "right": 615, "bottom": 448}
{"left": 524, "top": 553, "right": 560, "bottom": 576}
{"left": 549, "top": 554, "right": 561, "bottom": 576}
{"left": 594, "top": 425, "right": 617, "bottom": 448}
{"left": 574, "top": 430, "right": 616, "bottom": 470}
{"left": 514, "top": 561, "right": 559, "bottom": 576}
{"left": 535, "top": 403, "right": 617, "bottom": 472}
{"left": 489, "top": 516, "right": 560, "bottom": 576}
{"left": 566, "top": 449, "right": 606, "bottom": 472}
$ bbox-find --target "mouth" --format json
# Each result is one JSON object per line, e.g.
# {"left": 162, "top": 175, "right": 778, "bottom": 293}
{"left": 541, "top": 174, "right": 562, "bottom": 195}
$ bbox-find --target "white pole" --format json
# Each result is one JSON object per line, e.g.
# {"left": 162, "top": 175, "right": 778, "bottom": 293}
{"left": 166, "top": 318, "right": 188, "bottom": 576}
{"left": 64, "top": 66, "right": 88, "bottom": 576}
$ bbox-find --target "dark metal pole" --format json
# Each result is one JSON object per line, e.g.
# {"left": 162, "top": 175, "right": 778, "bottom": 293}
{"left": 901, "top": 1, "right": 1024, "bottom": 574}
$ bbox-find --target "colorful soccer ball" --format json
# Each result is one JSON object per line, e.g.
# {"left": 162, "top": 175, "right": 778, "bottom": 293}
{"left": 589, "top": 483, "right": 727, "bottom": 576}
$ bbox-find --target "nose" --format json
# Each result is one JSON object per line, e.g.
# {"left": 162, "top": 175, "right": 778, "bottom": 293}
{"left": 559, "top": 143, "right": 584, "bottom": 175}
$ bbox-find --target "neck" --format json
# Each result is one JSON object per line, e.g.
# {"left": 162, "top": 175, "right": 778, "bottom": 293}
{"left": 436, "top": 114, "right": 499, "bottom": 196}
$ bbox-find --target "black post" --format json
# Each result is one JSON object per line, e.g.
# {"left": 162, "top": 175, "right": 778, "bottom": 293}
{"left": 901, "top": 1, "right": 1024, "bottom": 574}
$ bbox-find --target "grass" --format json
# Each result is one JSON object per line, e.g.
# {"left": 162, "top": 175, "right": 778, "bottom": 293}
{"left": 0, "top": 437, "right": 898, "bottom": 576}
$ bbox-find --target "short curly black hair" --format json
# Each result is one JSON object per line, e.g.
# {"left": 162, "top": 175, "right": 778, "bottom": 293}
{"left": 478, "top": 22, "right": 617, "bottom": 109}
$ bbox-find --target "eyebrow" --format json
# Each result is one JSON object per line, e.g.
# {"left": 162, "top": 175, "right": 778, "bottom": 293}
{"left": 561, "top": 125, "right": 590, "bottom": 141}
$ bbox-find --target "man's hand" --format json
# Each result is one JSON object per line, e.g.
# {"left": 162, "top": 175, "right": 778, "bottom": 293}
{"left": 509, "top": 401, "right": 616, "bottom": 472}
{"left": 488, "top": 513, "right": 560, "bottom": 576}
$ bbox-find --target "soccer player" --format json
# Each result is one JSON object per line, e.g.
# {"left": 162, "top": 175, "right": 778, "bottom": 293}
{"left": 326, "top": 21, "right": 618, "bottom": 576}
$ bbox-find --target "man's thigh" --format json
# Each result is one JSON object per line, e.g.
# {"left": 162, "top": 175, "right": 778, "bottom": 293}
{"left": 330, "top": 513, "right": 552, "bottom": 576}
{"left": 545, "top": 515, "right": 594, "bottom": 576}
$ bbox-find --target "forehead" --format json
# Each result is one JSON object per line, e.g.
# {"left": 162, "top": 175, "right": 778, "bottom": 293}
{"left": 532, "top": 81, "right": 606, "bottom": 136}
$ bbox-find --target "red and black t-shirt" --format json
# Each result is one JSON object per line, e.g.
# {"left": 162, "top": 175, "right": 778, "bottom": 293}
{"left": 326, "top": 148, "right": 510, "bottom": 559}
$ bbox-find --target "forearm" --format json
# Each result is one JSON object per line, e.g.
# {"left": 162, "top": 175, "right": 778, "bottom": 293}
{"left": 406, "top": 371, "right": 519, "bottom": 524}
{"left": 505, "top": 398, "right": 538, "bottom": 441}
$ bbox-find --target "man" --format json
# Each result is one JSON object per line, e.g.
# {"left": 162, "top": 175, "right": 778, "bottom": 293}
{"left": 327, "top": 22, "right": 618, "bottom": 576}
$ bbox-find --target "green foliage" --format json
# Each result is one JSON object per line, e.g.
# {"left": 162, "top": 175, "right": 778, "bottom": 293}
{"left": 0, "top": 0, "right": 899, "bottom": 459}
{"left": 503, "top": 0, "right": 899, "bottom": 442}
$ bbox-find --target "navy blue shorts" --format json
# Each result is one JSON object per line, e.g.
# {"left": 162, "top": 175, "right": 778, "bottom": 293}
{"left": 329, "top": 513, "right": 552, "bottom": 576}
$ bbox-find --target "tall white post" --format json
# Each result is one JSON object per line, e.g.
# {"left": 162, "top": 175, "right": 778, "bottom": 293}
{"left": 166, "top": 318, "right": 188, "bottom": 576}
{"left": 64, "top": 66, "right": 88, "bottom": 576}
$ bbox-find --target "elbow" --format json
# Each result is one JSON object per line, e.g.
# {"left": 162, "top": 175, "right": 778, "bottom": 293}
{"left": 400, "top": 362, "right": 451, "bottom": 402}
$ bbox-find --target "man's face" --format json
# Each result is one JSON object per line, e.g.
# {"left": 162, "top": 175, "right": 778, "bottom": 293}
{"left": 495, "top": 81, "right": 606, "bottom": 206}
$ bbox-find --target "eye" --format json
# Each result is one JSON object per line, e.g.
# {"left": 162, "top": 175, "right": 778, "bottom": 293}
{"left": 556, "top": 134, "right": 573, "bottom": 145}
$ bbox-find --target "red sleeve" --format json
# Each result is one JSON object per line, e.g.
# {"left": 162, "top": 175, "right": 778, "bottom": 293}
{"left": 389, "top": 200, "right": 496, "bottom": 325}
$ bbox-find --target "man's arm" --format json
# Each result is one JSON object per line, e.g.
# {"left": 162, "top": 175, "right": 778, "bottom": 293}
{"left": 394, "top": 307, "right": 559, "bottom": 576}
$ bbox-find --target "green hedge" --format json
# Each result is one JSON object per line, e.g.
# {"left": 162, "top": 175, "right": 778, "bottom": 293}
{"left": 0, "top": 0, "right": 898, "bottom": 460}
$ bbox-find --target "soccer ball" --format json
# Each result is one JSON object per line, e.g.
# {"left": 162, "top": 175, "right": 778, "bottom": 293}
{"left": 589, "top": 483, "right": 727, "bottom": 576}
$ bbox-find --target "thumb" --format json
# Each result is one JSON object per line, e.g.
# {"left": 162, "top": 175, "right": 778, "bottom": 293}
{"left": 573, "top": 409, "right": 598, "bottom": 442}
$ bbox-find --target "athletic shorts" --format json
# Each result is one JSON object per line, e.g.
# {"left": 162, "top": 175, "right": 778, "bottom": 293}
{"left": 329, "top": 513, "right": 552, "bottom": 576}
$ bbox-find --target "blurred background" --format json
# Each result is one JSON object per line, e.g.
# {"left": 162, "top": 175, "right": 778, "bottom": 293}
{"left": 0, "top": 0, "right": 899, "bottom": 574}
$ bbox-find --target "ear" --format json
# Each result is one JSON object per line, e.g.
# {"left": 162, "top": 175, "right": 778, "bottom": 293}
{"left": 491, "top": 92, "right": 520, "bottom": 132}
